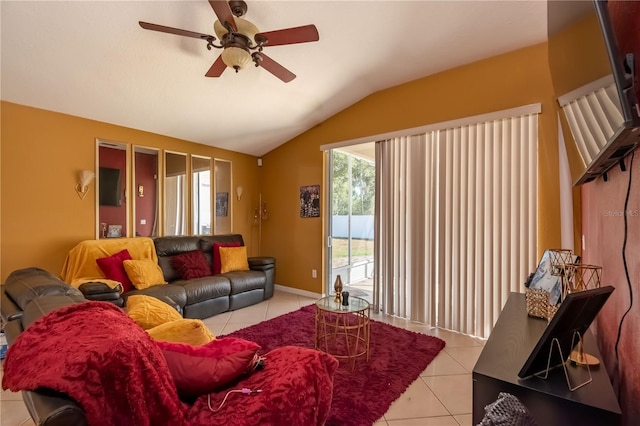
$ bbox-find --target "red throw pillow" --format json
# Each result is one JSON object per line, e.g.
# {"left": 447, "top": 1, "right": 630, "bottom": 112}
{"left": 212, "top": 242, "right": 241, "bottom": 275}
{"left": 156, "top": 337, "right": 261, "bottom": 399}
{"left": 96, "top": 249, "right": 134, "bottom": 292}
{"left": 171, "top": 250, "right": 211, "bottom": 280}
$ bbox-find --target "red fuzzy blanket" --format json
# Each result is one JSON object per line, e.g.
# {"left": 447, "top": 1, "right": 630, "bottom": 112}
{"left": 2, "top": 302, "right": 339, "bottom": 426}
{"left": 2, "top": 302, "right": 188, "bottom": 426}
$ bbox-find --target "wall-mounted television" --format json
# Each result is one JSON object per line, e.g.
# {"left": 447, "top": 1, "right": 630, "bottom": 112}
{"left": 549, "top": 0, "right": 640, "bottom": 186}
{"left": 99, "top": 167, "right": 122, "bottom": 206}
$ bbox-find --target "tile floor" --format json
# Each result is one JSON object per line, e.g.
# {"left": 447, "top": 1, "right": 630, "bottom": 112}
{"left": 0, "top": 290, "right": 484, "bottom": 426}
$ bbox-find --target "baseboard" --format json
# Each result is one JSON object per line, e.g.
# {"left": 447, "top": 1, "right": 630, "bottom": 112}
{"left": 274, "top": 284, "right": 322, "bottom": 299}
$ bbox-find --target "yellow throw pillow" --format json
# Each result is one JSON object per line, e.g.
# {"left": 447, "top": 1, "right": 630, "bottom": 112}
{"left": 147, "top": 319, "right": 216, "bottom": 346}
{"left": 126, "top": 295, "right": 182, "bottom": 330}
{"left": 219, "top": 246, "right": 250, "bottom": 274}
{"left": 123, "top": 258, "right": 167, "bottom": 290}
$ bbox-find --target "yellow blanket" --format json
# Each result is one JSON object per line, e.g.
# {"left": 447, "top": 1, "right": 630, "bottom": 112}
{"left": 61, "top": 237, "right": 158, "bottom": 290}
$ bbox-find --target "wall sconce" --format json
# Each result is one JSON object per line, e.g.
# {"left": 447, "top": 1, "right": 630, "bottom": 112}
{"left": 236, "top": 185, "right": 244, "bottom": 201}
{"left": 138, "top": 185, "right": 144, "bottom": 197}
{"left": 75, "top": 170, "right": 95, "bottom": 200}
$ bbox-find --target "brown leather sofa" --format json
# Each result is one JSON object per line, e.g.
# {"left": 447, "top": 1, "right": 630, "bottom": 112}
{"left": 1, "top": 266, "right": 334, "bottom": 426}
{"left": 1, "top": 268, "right": 90, "bottom": 426}
{"left": 80, "top": 234, "right": 275, "bottom": 318}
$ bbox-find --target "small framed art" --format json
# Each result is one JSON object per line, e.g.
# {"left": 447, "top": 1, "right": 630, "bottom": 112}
{"left": 300, "top": 185, "right": 320, "bottom": 218}
{"left": 107, "top": 224, "right": 122, "bottom": 238}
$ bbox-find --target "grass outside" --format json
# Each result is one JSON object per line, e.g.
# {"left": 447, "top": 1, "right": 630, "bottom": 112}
{"left": 331, "top": 238, "right": 373, "bottom": 264}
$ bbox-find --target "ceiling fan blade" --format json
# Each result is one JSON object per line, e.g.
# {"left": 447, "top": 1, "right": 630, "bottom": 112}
{"left": 139, "top": 22, "right": 215, "bottom": 42}
{"left": 205, "top": 55, "right": 227, "bottom": 77}
{"left": 208, "top": 0, "right": 237, "bottom": 32}
{"left": 255, "top": 52, "right": 296, "bottom": 83}
{"left": 256, "top": 25, "right": 319, "bottom": 47}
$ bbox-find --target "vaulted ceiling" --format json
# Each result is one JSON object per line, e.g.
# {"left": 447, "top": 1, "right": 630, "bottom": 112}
{"left": 1, "top": 1, "right": 552, "bottom": 156}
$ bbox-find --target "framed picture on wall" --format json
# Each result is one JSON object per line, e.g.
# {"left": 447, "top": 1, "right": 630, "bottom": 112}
{"left": 106, "top": 225, "right": 122, "bottom": 238}
{"left": 300, "top": 185, "right": 320, "bottom": 218}
{"left": 216, "top": 192, "right": 228, "bottom": 217}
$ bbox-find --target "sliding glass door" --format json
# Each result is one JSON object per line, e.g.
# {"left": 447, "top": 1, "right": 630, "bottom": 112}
{"left": 327, "top": 145, "right": 375, "bottom": 303}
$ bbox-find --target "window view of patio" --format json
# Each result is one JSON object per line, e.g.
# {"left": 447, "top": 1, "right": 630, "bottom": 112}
{"left": 331, "top": 147, "right": 375, "bottom": 303}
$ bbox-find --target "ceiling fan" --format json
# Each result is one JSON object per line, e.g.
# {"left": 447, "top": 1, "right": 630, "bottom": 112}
{"left": 139, "top": 0, "right": 319, "bottom": 83}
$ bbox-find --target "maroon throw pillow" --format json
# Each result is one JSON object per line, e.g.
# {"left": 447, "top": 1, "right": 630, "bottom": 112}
{"left": 212, "top": 242, "right": 241, "bottom": 275}
{"left": 96, "top": 249, "right": 134, "bottom": 292}
{"left": 171, "top": 250, "right": 211, "bottom": 280}
{"left": 156, "top": 337, "right": 261, "bottom": 399}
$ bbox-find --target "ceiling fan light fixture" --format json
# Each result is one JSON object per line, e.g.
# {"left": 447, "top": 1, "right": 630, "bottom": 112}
{"left": 214, "top": 18, "right": 259, "bottom": 42}
{"left": 221, "top": 46, "right": 252, "bottom": 71}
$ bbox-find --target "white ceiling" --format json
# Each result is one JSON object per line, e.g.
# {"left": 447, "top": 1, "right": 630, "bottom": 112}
{"left": 1, "top": 0, "right": 551, "bottom": 157}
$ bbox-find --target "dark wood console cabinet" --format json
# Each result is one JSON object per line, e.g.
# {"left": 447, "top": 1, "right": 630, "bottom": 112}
{"left": 472, "top": 292, "right": 621, "bottom": 425}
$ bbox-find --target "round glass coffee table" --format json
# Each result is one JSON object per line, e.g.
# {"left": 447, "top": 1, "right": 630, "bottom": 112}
{"left": 314, "top": 295, "right": 370, "bottom": 369}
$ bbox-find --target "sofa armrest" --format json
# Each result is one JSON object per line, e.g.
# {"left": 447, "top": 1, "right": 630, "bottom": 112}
{"left": 248, "top": 257, "right": 275, "bottom": 300}
{"left": 1, "top": 285, "right": 23, "bottom": 322}
{"left": 3, "top": 318, "right": 23, "bottom": 346}
{"left": 22, "top": 388, "right": 88, "bottom": 426}
{"left": 248, "top": 256, "right": 275, "bottom": 271}
{"left": 78, "top": 282, "right": 124, "bottom": 306}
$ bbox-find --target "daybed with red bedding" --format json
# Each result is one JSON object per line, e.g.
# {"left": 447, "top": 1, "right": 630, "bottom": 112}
{"left": 2, "top": 296, "right": 338, "bottom": 426}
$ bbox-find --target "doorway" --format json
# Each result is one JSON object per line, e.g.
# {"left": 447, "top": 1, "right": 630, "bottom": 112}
{"left": 327, "top": 143, "right": 375, "bottom": 303}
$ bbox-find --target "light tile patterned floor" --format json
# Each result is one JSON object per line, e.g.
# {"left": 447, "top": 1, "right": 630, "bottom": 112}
{"left": 0, "top": 290, "right": 483, "bottom": 426}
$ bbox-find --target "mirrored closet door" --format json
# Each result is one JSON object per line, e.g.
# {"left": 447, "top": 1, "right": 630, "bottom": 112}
{"left": 97, "top": 140, "right": 129, "bottom": 239}
{"left": 192, "top": 156, "right": 212, "bottom": 235}
{"left": 133, "top": 146, "right": 159, "bottom": 237}
{"left": 164, "top": 152, "right": 187, "bottom": 236}
{"left": 214, "top": 159, "right": 232, "bottom": 234}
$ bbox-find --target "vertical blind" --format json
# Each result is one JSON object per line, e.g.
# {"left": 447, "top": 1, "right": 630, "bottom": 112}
{"left": 558, "top": 75, "right": 623, "bottom": 167}
{"left": 374, "top": 112, "right": 538, "bottom": 338}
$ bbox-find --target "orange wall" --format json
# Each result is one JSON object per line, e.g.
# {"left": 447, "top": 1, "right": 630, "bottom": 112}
{"left": 2, "top": 43, "right": 564, "bottom": 293}
{"left": 261, "top": 42, "right": 561, "bottom": 294}
{"left": 0, "top": 102, "right": 262, "bottom": 281}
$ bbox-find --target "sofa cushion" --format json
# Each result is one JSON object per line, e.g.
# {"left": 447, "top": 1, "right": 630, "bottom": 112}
{"left": 219, "top": 246, "right": 250, "bottom": 274}
{"left": 123, "top": 259, "right": 167, "bottom": 290}
{"left": 126, "top": 295, "right": 182, "bottom": 330}
{"left": 175, "top": 276, "right": 232, "bottom": 305}
{"left": 212, "top": 242, "right": 241, "bottom": 275}
{"left": 147, "top": 319, "right": 215, "bottom": 345}
{"left": 156, "top": 337, "right": 260, "bottom": 399}
{"left": 124, "top": 284, "right": 188, "bottom": 309}
{"left": 21, "top": 294, "right": 86, "bottom": 330}
{"left": 154, "top": 236, "right": 201, "bottom": 257}
{"left": 225, "top": 271, "right": 267, "bottom": 295}
{"left": 4, "top": 267, "right": 83, "bottom": 310}
{"left": 96, "top": 249, "right": 134, "bottom": 292}
{"left": 199, "top": 235, "right": 244, "bottom": 253}
{"left": 157, "top": 256, "right": 178, "bottom": 283}
{"left": 171, "top": 250, "right": 211, "bottom": 280}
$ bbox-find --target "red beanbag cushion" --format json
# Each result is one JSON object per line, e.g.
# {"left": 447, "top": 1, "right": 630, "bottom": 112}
{"left": 96, "top": 249, "right": 134, "bottom": 292}
{"left": 171, "top": 250, "right": 211, "bottom": 280}
{"left": 156, "top": 337, "right": 261, "bottom": 399}
{"left": 212, "top": 242, "right": 241, "bottom": 275}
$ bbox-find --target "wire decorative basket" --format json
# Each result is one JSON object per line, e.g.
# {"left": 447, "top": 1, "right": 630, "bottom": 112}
{"left": 525, "top": 287, "right": 561, "bottom": 320}
{"left": 564, "top": 263, "right": 602, "bottom": 293}
{"left": 525, "top": 250, "right": 601, "bottom": 321}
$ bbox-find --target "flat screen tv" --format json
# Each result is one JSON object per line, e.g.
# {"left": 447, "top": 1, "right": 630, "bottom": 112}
{"left": 549, "top": 0, "right": 640, "bottom": 185}
{"left": 99, "top": 167, "right": 122, "bottom": 207}
{"left": 518, "top": 285, "right": 614, "bottom": 378}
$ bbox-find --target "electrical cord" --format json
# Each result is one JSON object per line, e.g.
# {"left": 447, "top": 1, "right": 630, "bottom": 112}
{"left": 207, "top": 388, "right": 262, "bottom": 413}
{"left": 613, "top": 151, "right": 635, "bottom": 378}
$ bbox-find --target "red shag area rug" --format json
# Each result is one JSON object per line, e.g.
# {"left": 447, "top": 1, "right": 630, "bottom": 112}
{"left": 225, "top": 304, "right": 446, "bottom": 426}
